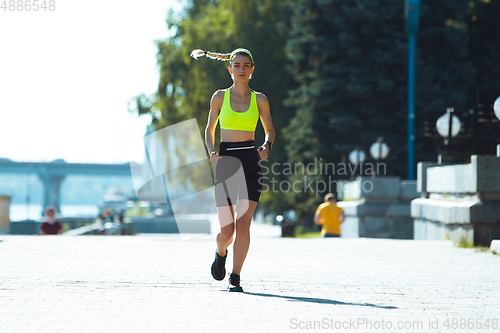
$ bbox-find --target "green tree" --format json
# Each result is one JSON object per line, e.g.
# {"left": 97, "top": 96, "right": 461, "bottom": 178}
{"left": 284, "top": 0, "right": 472, "bottom": 226}
{"left": 464, "top": 0, "right": 500, "bottom": 155}
{"left": 468, "top": 0, "right": 500, "bottom": 89}
{"left": 132, "top": 0, "right": 296, "bottom": 213}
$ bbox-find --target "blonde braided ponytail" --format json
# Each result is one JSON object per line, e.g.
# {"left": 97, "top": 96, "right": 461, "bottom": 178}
{"left": 190, "top": 49, "right": 231, "bottom": 61}
{"left": 190, "top": 48, "right": 254, "bottom": 65}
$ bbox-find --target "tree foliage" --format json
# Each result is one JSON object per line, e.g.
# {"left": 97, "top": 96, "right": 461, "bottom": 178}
{"left": 463, "top": 0, "right": 500, "bottom": 155}
{"left": 283, "top": 0, "right": 472, "bottom": 225}
{"left": 133, "top": 0, "right": 295, "bottom": 212}
{"left": 133, "top": 0, "right": 500, "bottom": 225}
{"left": 153, "top": 0, "right": 294, "bottom": 136}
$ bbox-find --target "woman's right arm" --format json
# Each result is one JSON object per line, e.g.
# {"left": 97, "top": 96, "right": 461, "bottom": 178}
{"left": 205, "top": 90, "right": 224, "bottom": 165}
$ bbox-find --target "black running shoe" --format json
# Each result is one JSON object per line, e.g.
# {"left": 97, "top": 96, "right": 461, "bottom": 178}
{"left": 211, "top": 249, "right": 227, "bottom": 281}
{"left": 228, "top": 273, "right": 243, "bottom": 292}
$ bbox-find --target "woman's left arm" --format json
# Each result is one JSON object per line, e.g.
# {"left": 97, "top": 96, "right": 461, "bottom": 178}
{"left": 256, "top": 93, "right": 275, "bottom": 159}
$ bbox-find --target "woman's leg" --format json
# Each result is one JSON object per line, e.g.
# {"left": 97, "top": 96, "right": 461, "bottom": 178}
{"left": 232, "top": 199, "right": 258, "bottom": 275}
{"left": 216, "top": 204, "right": 236, "bottom": 256}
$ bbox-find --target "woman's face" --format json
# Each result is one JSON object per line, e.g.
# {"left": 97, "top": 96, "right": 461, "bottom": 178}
{"left": 228, "top": 54, "right": 254, "bottom": 82}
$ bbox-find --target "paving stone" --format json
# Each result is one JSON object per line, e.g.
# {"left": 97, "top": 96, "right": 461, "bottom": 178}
{"left": 0, "top": 224, "right": 499, "bottom": 332}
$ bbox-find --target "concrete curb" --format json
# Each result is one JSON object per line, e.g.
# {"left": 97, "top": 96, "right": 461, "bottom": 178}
{"left": 491, "top": 239, "right": 500, "bottom": 255}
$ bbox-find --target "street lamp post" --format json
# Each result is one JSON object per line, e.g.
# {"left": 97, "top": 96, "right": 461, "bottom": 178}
{"left": 477, "top": 88, "right": 500, "bottom": 156}
{"left": 405, "top": 0, "right": 420, "bottom": 180}
{"left": 435, "top": 107, "right": 461, "bottom": 163}
{"left": 348, "top": 148, "right": 366, "bottom": 180}
{"left": 494, "top": 96, "right": 500, "bottom": 157}
{"left": 370, "top": 137, "right": 390, "bottom": 177}
{"left": 348, "top": 148, "right": 366, "bottom": 165}
{"left": 370, "top": 137, "right": 390, "bottom": 162}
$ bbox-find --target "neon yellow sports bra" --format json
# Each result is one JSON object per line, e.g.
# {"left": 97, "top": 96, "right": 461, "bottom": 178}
{"left": 219, "top": 89, "right": 259, "bottom": 132}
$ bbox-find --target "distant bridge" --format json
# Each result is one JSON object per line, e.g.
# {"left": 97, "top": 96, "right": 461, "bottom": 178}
{"left": 0, "top": 159, "right": 135, "bottom": 214}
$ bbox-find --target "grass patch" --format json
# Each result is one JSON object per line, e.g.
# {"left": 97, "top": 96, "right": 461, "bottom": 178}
{"left": 455, "top": 236, "right": 491, "bottom": 253}
{"left": 474, "top": 246, "right": 490, "bottom": 253}
{"left": 296, "top": 231, "right": 322, "bottom": 238}
{"left": 294, "top": 226, "right": 322, "bottom": 239}
{"left": 457, "top": 236, "right": 474, "bottom": 248}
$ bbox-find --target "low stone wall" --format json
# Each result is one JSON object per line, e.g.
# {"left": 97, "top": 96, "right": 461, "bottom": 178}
{"left": 63, "top": 222, "right": 135, "bottom": 235}
{"left": 10, "top": 216, "right": 211, "bottom": 235}
{"left": 63, "top": 222, "right": 107, "bottom": 236}
{"left": 10, "top": 218, "right": 96, "bottom": 235}
{"left": 411, "top": 156, "right": 500, "bottom": 246}
{"left": 337, "top": 177, "right": 418, "bottom": 239}
{"left": 128, "top": 216, "right": 211, "bottom": 234}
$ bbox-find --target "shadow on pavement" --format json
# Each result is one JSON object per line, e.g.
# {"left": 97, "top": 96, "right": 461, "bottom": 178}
{"left": 244, "top": 292, "right": 397, "bottom": 309}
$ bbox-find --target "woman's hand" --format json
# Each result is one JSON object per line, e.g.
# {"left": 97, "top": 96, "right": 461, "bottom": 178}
{"left": 257, "top": 145, "right": 269, "bottom": 159}
{"left": 209, "top": 151, "right": 221, "bottom": 165}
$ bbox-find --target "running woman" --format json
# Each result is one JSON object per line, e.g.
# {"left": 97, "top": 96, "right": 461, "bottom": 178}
{"left": 190, "top": 48, "right": 275, "bottom": 292}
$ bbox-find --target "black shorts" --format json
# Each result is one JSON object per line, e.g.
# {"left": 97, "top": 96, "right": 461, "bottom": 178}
{"left": 214, "top": 140, "right": 262, "bottom": 207}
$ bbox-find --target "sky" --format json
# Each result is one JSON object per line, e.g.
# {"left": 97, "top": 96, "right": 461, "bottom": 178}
{"left": 0, "top": 0, "right": 185, "bottom": 164}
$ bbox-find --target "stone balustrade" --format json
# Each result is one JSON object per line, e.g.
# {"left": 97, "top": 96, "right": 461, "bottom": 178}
{"left": 412, "top": 155, "right": 500, "bottom": 246}
{"left": 337, "top": 176, "right": 418, "bottom": 239}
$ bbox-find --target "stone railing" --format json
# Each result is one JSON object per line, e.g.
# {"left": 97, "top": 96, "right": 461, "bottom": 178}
{"left": 128, "top": 215, "right": 211, "bottom": 234}
{"left": 411, "top": 155, "right": 500, "bottom": 246}
{"left": 10, "top": 217, "right": 96, "bottom": 235}
{"left": 10, "top": 215, "right": 211, "bottom": 235}
{"left": 337, "top": 176, "right": 418, "bottom": 239}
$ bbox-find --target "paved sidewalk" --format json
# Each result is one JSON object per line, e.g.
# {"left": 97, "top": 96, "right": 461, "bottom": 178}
{"left": 0, "top": 224, "right": 499, "bottom": 333}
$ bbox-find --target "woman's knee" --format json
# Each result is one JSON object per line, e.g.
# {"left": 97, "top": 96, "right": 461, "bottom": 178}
{"left": 235, "top": 219, "right": 251, "bottom": 236}
{"left": 220, "top": 224, "right": 235, "bottom": 240}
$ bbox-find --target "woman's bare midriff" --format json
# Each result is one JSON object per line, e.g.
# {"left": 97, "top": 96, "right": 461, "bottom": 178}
{"left": 220, "top": 128, "right": 255, "bottom": 143}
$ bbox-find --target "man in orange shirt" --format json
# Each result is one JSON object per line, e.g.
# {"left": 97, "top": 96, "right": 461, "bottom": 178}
{"left": 314, "top": 193, "right": 345, "bottom": 237}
